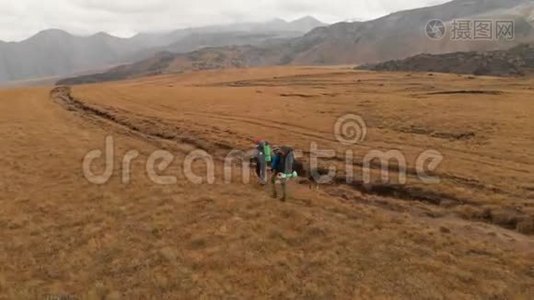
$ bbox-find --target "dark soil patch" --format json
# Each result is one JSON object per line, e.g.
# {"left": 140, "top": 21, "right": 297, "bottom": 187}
{"left": 399, "top": 126, "right": 476, "bottom": 141}
{"left": 427, "top": 90, "right": 503, "bottom": 96}
{"left": 279, "top": 93, "right": 318, "bottom": 98}
{"left": 50, "top": 86, "right": 217, "bottom": 153}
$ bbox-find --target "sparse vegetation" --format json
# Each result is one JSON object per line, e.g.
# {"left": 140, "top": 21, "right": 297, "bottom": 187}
{"left": 2, "top": 67, "right": 533, "bottom": 298}
{"left": 2, "top": 0, "right": 534, "bottom": 297}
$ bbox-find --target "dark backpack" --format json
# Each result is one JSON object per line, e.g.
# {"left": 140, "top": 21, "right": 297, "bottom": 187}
{"left": 281, "top": 146, "right": 294, "bottom": 174}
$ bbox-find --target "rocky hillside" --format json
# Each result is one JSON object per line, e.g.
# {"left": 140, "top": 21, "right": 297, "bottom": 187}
{"left": 360, "top": 44, "right": 534, "bottom": 76}
{"left": 286, "top": 0, "right": 534, "bottom": 65}
{"left": 56, "top": 46, "right": 283, "bottom": 85}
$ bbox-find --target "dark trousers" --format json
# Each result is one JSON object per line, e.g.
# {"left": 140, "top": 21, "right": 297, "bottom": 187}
{"left": 255, "top": 157, "right": 267, "bottom": 183}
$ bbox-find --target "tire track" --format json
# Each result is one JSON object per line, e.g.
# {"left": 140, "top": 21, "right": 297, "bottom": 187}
{"left": 182, "top": 111, "right": 532, "bottom": 174}
{"left": 51, "top": 86, "right": 534, "bottom": 235}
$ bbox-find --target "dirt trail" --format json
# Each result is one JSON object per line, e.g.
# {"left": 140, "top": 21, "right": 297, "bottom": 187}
{"left": 1, "top": 68, "right": 534, "bottom": 298}
{"left": 71, "top": 69, "right": 534, "bottom": 235}
{"left": 51, "top": 86, "right": 522, "bottom": 233}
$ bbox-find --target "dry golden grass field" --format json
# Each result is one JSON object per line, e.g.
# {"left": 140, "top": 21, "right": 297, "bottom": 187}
{"left": 1, "top": 66, "right": 534, "bottom": 299}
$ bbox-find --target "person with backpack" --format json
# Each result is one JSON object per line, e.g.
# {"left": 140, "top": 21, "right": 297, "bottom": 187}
{"left": 253, "top": 139, "right": 272, "bottom": 185}
{"left": 270, "top": 146, "right": 298, "bottom": 202}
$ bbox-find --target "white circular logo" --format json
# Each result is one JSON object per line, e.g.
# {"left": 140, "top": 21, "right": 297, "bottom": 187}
{"left": 335, "top": 114, "right": 367, "bottom": 145}
{"left": 426, "top": 19, "right": 446, "bottom": 40}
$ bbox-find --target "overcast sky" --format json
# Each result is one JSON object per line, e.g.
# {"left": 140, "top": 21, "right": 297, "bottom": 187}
{"left": 0, "top": 0, "right": 450, "bottom": 41}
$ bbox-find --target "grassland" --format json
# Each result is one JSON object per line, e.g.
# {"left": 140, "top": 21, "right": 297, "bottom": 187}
{"left": 0, "top": 67, "right": 533, "bottom": 299}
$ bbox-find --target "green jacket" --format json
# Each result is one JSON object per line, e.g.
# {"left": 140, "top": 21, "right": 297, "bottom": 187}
{"left": 264, "top": 144, "right": 272, "bottom": 162}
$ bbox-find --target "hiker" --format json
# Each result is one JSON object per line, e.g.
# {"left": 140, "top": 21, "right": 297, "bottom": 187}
{"left": 270, "top": 146, "right": 297, "bottom": 202}
{"left": 253, "top": 139, "right": 272, "bottom": 184}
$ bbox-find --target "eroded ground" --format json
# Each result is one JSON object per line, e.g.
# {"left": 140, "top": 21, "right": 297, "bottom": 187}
{"left": 1, "top": 67, "right": 533, "bottom": 299}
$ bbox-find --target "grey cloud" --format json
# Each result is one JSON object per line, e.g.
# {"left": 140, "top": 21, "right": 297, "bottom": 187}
{"left": 73, "top": 0, "right": 172, "bottom": 14}
{"left": 0, "top": 0, "right": 451, "bottom": 41}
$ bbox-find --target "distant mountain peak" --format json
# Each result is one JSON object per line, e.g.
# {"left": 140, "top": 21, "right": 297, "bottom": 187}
{"left": 285, "top": 16, "right": 326, "bottom": 32}
{"left": 32, "top": 29, "right": 70, "bottom": 38}
{"left": 91, "top": 31, "right": 123, "bottom": 40}
{"left": 93, "top": 31, "right": 112, "bottom": 37}
{"left": 291, "top": 16, "right": 323, "bottom": 24}
{"left": 27, "top": 29, "right": 72, "bottom": 43}
{"left": 264, "top": 18, "right": 288, "bottom": 25}
{"left": 264, "top": 16, "right": 325, "bottom": 27}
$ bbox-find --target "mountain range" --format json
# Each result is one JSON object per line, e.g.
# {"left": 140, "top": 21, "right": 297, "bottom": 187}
{"left": 0, "top": 17, "right": 326, "bottom": 84}
{"left": 59, "top": 0, "right": 534, "bottom": 85}
{"left": 285, "top": 0, "right": 534, "bottom": 65}
{"left": 4, "top": 0, "right": 534, "bottom": 85}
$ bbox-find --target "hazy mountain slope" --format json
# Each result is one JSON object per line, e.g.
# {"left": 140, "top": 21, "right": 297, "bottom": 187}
{"left": 57, "top": 46, "right": 284, "bottom": 85}
{"left": 0, "top": 30, "right": 143, "bottom": 83}
{"left": 0, "top": 17, "right": 326, "bottom": 84}
{"left": 129, "top": 17, "right": 325, "bottom": 59}
{"left": 58, "top": 0, "right": 534, "bottom": 85}
{"left": 287, "top": 0, "right": 534, "bottom": 65}
{"left": 286, "top": 16, "right": 327, "bottom": 32}
{"left": 0, "top": 42, "right": 9, "bottom": 82}
{"left": 162, "top": 31, "right": 302, "bottom": 54}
